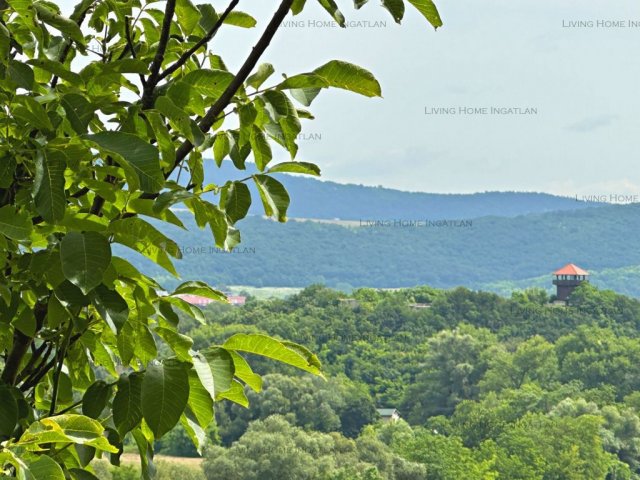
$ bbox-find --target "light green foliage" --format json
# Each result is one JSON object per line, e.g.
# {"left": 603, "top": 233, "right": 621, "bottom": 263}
{"left": 202, "top": 415, "right": 425, "bottom": 480}
{"left": 0, "top": 0, "right": 443, "bottom": 476}
{"left": 215, "top": 373, "right": 377, "bottom": 444}
{"left": 181, "top": 284, "right": 640, "bottom": 478}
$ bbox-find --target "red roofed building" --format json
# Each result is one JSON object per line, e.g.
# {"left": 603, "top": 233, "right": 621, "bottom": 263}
{"left": 227, "top": 295, "right": 246, "bottom": 306}
{"left": 552, "top": 263, "right": 589, "bottom": 301}
{"left": 176, "top": 294, "right": 215, "bottom": 306}
{"left": 177, "top": 294, "right": 246, "bottom": 307}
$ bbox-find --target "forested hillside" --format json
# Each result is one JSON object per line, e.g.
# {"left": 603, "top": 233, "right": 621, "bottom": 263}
{"left": 121, "top": 203, "right": 640, "bottom": 294}
{"left": 105, "top": 284, "right": 640, "bottom": 479}
{"left": 207, "top": 162, "right": 600, "bottom": 220}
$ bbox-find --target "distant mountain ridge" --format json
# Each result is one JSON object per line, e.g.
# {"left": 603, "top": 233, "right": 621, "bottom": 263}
{"left": 119, "top": 200, "right": 640, "bottom": 296}
{"left": 206, "top": 162, "right": 603, "bottom": 220}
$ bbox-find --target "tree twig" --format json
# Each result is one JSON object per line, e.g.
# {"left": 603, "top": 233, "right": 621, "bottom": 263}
{"left": 157, "top": 0, "right": 240, "bottom": 82}
{"left": 48, "top": 321, "right": 74, "bottom": 416}
{"left": 171, "top": 0, "right": 295, "bottom": 174}
{"left": 142, "top": 0, "right": 177, "bottom": 108}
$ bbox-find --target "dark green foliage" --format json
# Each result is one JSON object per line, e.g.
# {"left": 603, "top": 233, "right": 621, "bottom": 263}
{"left": 120, "top": 204, "right": 640, "bottom": 294}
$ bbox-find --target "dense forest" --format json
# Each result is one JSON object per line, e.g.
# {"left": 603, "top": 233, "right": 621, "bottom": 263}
{"left": 99, "top": 283, "right": 640, "bottom": 479}
{"left": 119, "top": 203, "right": 640, "bottom": 294}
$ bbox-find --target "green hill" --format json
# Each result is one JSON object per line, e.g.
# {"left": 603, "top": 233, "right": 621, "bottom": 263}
{"left": 118, "top": 202, "right": 640, "bottom": 295}
{"left": 209, "top": 162, "right": 601, "bottom": 220}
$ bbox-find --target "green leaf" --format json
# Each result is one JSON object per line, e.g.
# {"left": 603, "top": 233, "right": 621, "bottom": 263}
{"left": 146, "top": 111, "right": 176, "bottom": 167}
{"left": 82, "top": 381, "right": 112, "bottom": 419}
{"left": 155, "top": 327, "right": 193, "bottom": 362}
{"left": 250, "top": 125, "right": 272, "bottom": 171}
{"left": 247, "top": 63, "right": 275, "bottom": 89}
{"left": 172, "top": 281, "right": 227, "bottom": 302}
{"left": 142, "top": 361, "right": 190, "bottom": 439}
{"left": 213, "top": 132, "right": 232, "bottom": 167}
{"left": 28, "top": 455, "right": 65, "bottom": 480}
{"left": 198, "top": 3, "right": 218, "bottom": 31}
{"left": 0, "top": 385, "right": 18, "bottom": 437}
{"left": 34, "top": 3, "right": 86, "bottom": 45}
{"left": 180, "top": 413, "right": 207, "bottom": 454}
{"left": 291, "top": 0, "right": 308, "bottom": 15}
{"left": 13, "top": 307, "right": 35, "bottom": 336}
{"left": 267, "top": 161, "right": 321, "bottom": 176}
{"left": 221, "top": 181, "right": 251, "bottom": 223}
{"left": 354, "top": 0, "right": 369, "bottom": 8}
{"left": 191, "top": 352, "right": 215, "bottom": 400}
{"left": 224, "top": 11, "right": 257, "bottom": 28}
{"left": 277, "top": 73, "right": 329, "bottom": 91}
{"left": 406, "top": 0, "right": 443, "bottom": 28}
{"left": 216, "top": 379, "right": 248, "bottom": 407}
{"left": 83, "top": 132, "right": 164, "bottom": 193}
{"left": 92, "top": 285, "right": 129, "bottom": 334}
{"left": 60, "top": 232, "right": 112, "bottom": 294}
{"left": 109, "top": 217, "right": 180, "bottom": 276}
{"left": 236, "top": 104, "right": 256, "bottom": 148}
{"left": 132, "top": 428, "right": 156, "bottom": 480}
{"left": 202, "top": 347, "right": 234, "bottom": 394}
{"left": 19, "top": 415, "right": 117, "bottom": 453}
{"left": 69, "top": 469, "right": 100, "bottom": 480}
{"left": 161, "top": 296, "right": 205, "bottom": 324}
{"left": 253, "top": 174, "right": 290, "bottom": 222}
{"left": 0, "top": 206, "right": 33, "bottom": 240}
{"left": 58, "top": 213, "right": 108, "bottom": 233}
{"left": 186, "top": 369, "right": 214, "bottom": 428}
{"left": 155, "top": 96, "right": 205, "bottom": 147}
{"left": 382, "top": 0, "right": 405, "bottom": 23}
{"left": 0, "top": 156, "right": 16, "bottom": 188}
{"left": 28, "top": 58, "right": 83, "bottom": 86}
{"left": 7, "top": 60, "right": 34, "bottom": 89}
{"left": 113, "top": 373, "right": 143, "bottom": 437}
{"left": 33, "top": 150, "right": 66, "bottom": 223}
{"left": 69, "top": 469, "right": 101, "bottom": 480}
{"left": 13, "top": 96, "right": 53, "bottom": 131}
{"left": 317, "top": 0, "right": 346, "bottom": 27}
{"left": 229, "top": 351, "right": 262, "bottom": 392}
{"left": 61, "top": 94, "right": 94, "bottom": 134}
{"left": 290, "top": 88, "right": 322, "bottom": 106}
{"left": 223, "top": 333, "right": 323, "bottom": 376}
{"left": 182, "top": 69, "right": 234, "bottom": 99}
{"left": 175, "top": 0, "right": 201, "bottom": 35}
{"left": 313, "top": 60, "right": 382, "bottom": 97}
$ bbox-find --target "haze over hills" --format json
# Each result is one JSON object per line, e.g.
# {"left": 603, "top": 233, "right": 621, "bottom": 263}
{"left": 119, "top": 184, "right": 640, "bottom": 295}
{"left": 205, "top": 162, "right": 603, "bottom": 220}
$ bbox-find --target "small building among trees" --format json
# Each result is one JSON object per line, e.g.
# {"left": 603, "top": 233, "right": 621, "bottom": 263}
{"left": 552, "top": 263, "right": 589, "bottom": 302}
{"left": 377, "top": 408, "right": 401, "bottom": 423}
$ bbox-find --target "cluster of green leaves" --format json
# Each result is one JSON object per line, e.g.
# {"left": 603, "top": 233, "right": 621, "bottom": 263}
{"left": 0, "top": 0, "right": 443, "bottom": 477}
{"left": 180, "top": 283, "right": 640, "bottom": 477}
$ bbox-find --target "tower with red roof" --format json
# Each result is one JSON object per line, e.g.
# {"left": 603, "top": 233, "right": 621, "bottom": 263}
{"left": 552, "top": 264, "right": 589, "bottom": 301}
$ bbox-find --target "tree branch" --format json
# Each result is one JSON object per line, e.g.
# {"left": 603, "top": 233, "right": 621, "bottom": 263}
{"left": 49, "top": 321, "right": 74, "bottom": 416}
{"left": 51, "top": 0, "right": 96, "bottom": 88}
{"left": 157, "top": 0, "right": 240, "bottom": 82}
{"left": 142, "top": 0, "right": 177, "bottom": 109}
{"left": 1, "top": 302, "right": 47, "bottom": 386}
{"left": 171, "top": 0, "right": 294, "bottom": 174}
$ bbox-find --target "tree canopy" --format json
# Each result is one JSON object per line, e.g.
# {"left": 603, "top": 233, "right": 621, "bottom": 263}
{"left": 0, "top": 0, "right": 443, "bottom": 477}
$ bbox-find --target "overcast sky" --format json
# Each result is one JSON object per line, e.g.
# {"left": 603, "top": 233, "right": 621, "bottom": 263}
{"left": 59, "top": 0, "right": 640, "bottom": 195}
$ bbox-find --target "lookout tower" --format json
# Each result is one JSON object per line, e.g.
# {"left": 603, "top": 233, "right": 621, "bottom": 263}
{"left": 552, "top": 264, "right": 589, "bottom": 301}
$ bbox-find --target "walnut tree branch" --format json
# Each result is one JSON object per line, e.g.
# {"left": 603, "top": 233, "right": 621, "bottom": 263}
{"left": 170, "top": 0, "right": 295, "bottom": 175}
{"left": 142, "top": 0, "right": 177, "bottom": 109}
{"left": 157, "top": 0, "right": 240, "bottom": 82}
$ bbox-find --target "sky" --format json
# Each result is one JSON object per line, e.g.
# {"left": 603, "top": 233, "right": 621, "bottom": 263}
{"left": 58, "top": 0, "right": 640, "bottom": 196}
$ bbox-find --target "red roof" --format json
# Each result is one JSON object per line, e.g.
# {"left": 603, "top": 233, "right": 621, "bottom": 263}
{"left": 176, "top": 294, "right": 215, "bottom": 306}
{"left": 553, "top": 263, "right": 589, "bottom": 276}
